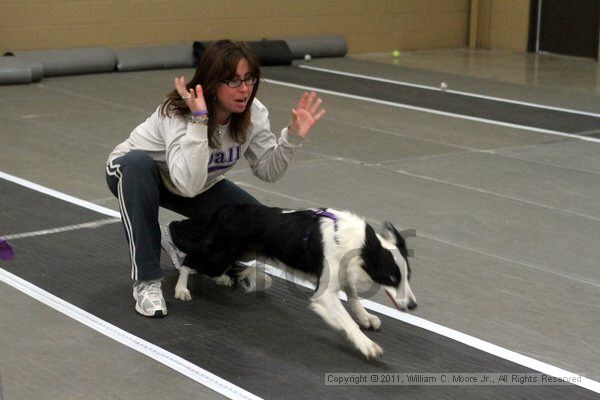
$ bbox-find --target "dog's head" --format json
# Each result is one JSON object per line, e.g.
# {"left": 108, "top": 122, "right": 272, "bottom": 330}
{"left": 356, "top": 222, "right": 417, "bottom": 312}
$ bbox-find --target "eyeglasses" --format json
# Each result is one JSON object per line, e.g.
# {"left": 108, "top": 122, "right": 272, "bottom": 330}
{"left": 220, "top": 76, "right": 258, "bottom": 88}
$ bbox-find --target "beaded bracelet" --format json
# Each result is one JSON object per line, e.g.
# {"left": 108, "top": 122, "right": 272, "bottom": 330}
{"left": 192, "top": 110, "right": 208, "bottom": 116}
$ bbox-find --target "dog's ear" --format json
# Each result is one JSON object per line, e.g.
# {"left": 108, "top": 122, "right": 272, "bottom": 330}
{"left": 382, "top": 222, "right": 404, "bottom": 245}
{"left": 383, "top": 222, "right": 411, "bottom": 258}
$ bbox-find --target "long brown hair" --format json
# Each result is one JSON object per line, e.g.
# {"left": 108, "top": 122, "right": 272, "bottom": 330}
{"left": 160, "top": 40, "right": 261, "bottom": 148}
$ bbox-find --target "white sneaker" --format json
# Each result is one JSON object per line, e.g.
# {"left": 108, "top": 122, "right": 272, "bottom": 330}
{"left": 133, "top": 280, "right": 167, "bottom": 317}
{"left": 160, "top": 224, "right": 186, "bottom": 270}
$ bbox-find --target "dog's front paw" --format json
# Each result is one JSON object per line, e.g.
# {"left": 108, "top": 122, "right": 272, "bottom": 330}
{"left": 175, "top": 287, "right": 192, "bottom": 301}
{"left": 358, "top": 314, "right": 381, "bottom": 331}
{"left": 367, "top": 314, "right": 381, "bottom": 330}
{"left": 213, "top": 275, "right": 234, "bottom": 287}
{"left": 355, "top": 335, "right": 383, "bottom": 359}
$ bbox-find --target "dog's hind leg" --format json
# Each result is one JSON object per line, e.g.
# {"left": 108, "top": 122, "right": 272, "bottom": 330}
{"left": 345, "top": 286, "right": 381, "bottom": 331}
{"left": 175, "top": 266, "right": 194, "bottom": 301}
{"left": 310, "top": 291, "right": 383, "bottom": 359}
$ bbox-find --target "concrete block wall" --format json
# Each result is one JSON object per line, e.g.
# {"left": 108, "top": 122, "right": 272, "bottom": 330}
{"left": 475, "top": 0, "right": 530, "bottom": 51}
{"left": 0, "top": 0, "right": 528, "bottom": 55}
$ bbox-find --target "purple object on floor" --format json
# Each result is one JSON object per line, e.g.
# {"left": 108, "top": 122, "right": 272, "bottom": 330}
{"left": 0, "top": 238, "right": 14, "bottom": 260}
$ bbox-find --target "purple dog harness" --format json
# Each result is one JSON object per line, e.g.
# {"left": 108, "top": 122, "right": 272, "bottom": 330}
{"left": 303, "top": 208, "right": 340, "bottom": 246}
{"left": 314, "top": 208, "right": 339, "bottom": 241}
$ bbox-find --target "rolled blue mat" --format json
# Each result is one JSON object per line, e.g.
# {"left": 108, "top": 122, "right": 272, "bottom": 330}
{"left": 192, "top": 41, "right": 210, "bottom": 64}
{"left": 26, "top": 58, "right": 43, "bottom": 81}
{"left": 0, "top": 56, "right": 43, "bottom": 84}
{"left": 193, "top": 40, "right": 293, "bottom": 66}
{"left": 10, "top": 47, "right": 116, "bottom": 77}
{"left": 278, "top": 35, "right": 348, "bottom": 59}
{"left": 115, "top": 43, "right": 195, "bottom": 72}
{"left": 246, "top": 40, "right": 293, "bottom": 66}
{"left": 0, "top": 57, "right": 32, "bottom": 84}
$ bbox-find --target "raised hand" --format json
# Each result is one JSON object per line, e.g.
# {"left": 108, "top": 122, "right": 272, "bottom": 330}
{"left": 175, "top": 76, "right": 207, "bottom": 113}
{"left": 289, "top": 91, "right": 326, "bottom": 138}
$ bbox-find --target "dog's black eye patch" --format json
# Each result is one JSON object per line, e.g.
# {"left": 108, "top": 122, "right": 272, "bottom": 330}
{"left": 361, "top": 224, "right": 402, "bottom": 287}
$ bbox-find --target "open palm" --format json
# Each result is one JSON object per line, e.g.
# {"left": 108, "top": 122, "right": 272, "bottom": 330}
{"left": 289, "top": 91, "right": 326, "bottom": 138}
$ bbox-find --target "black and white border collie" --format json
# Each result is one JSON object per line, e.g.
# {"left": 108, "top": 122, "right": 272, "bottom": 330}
{"left": 176, "top": 204, "right": 417, "bottom": 359}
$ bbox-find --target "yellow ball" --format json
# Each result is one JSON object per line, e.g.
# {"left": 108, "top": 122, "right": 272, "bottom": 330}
{"left": 392, "top": 50, "right": 400, "bottom": 58}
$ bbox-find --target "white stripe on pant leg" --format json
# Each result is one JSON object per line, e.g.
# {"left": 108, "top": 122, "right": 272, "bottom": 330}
{"left": 111, "top": 161, "right": 138, "bottom": 280}
{"left": 106, "top": 165, "right": 118, "bottom": 178}
{"left": 117, "top": 178, "right": 137, "bottom": 281}
{"left": 105, "top": 164, "right": 114, "bottom": 177}
{"left": 106, "top": 160, "right": 121, "bottom": 178}
{"left": 106, "top": 162, "right": 135, "bottom": 277}
{"left": 116, "top": 169, "right": 138, "bottom": 281}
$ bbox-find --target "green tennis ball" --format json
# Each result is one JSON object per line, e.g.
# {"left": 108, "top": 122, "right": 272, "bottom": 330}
{"left": 392, "top": 50, "right": 400, "bottom": 58}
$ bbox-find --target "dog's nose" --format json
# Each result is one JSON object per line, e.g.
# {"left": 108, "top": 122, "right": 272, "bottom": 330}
{"left": 407, "top": 299, "right": 417, "bottom": 310}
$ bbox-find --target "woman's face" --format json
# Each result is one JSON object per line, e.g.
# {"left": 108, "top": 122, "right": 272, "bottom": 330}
{"left": 214, "top": 58, "right": 254, "bottom": 124}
